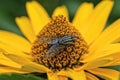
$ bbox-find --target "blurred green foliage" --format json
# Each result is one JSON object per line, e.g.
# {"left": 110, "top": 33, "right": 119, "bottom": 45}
{"left": 107, "top": 65, "right": 120, "bottom": 71}
{"left": 0, "top": 0, "right": 120, "bottom": 79}
{"left": 0, "top": 73, "right": 47, "bottom": 80}
{"left": 0, "top": 0, "right": 120, "bottom": 35}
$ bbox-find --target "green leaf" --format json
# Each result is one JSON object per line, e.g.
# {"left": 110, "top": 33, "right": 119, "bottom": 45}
{"left": 0, "top": 73, "right": 47, "bottom": 80}
{"left": 106, "top": 65, "right": 120, "bottom": 71}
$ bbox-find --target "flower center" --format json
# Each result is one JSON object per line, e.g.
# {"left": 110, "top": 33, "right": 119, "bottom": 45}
{"left": 31, "top": 15, "right": 88, "bottom": 71}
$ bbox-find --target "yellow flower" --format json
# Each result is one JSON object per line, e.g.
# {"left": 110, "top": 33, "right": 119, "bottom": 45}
{"left": 0, "top": 0, "right": 120, "bottom": 80}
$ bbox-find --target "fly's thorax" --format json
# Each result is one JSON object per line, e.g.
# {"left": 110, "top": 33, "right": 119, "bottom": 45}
{"left": 31, "top": 15, "right": 88, "bottom": 72}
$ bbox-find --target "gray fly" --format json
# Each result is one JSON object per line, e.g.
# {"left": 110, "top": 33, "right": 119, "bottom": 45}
{"left": 39, "top": 36, "right": 78, "bottom": 58}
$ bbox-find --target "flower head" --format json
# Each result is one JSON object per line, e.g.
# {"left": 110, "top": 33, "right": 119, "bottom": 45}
{"left": 32, "top": 15, "right": 88, "bottom": 72}
{"left": 0, "top": 0, "right": 120, "bottom": 80}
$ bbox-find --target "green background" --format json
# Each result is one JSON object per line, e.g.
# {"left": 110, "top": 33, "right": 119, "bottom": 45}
{"left": 0, "top": 0, "right": 120, "bottom": 80}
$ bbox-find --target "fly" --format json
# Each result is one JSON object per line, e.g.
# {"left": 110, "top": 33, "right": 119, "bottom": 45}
{"left": 39, "top": 36, "right": 78, "bottom": 58}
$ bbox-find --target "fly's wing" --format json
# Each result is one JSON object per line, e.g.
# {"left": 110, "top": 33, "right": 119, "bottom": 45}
{"left": 45, "top": 44, "right": 64, "bottom": 58}
{"left": 39, "top": 37, "right": 58, "bottom": 44}
{"left": 59, "top": 36, "right": 77, "bottom": 44}
{"left": 39, "top": 37, "right": 51, "bottom": 44}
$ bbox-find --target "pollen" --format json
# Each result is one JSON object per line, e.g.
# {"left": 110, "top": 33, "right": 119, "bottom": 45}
{"left": 31, "top": 15, "right": 88, "bottom": 71}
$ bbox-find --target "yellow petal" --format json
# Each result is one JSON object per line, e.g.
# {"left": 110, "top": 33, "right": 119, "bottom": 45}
{"left": 0, "top": 67, "right": 26, "bottom": 73}
{"left": 21, "top": 62, "right": 50, "bottom": 73}
{"left": 103, "top": 52, "right": 120, "bottom": 66}
{"left": 85, "top": 72, "right": 99, "bottom": 80}
{"left": 48, "top": 73, "right": 69, "bottom": 80}
{"left": 72, "top": 2, "right": 93, "bottom": 30}
{"left": 15, "top": 16, "right": 36, "bottom": 43}
{"left": 58, "top": 76, "right": 68, "bottom": 80}
{"left": 52, "top": 5, "right": 69, "bottom": 20}
{"left": 58, "top": 69, "right": 86, "bottom": 80}
{"left": 47, "top": 72, "right": 59, "bottom": 80}
{"left": 3, "top": 54, "right": 31, "bottom": 65}
{"left": 0, "top": 43, "right": 32, "bottom": 59}
{"left": 4, "top": 54, "right": 50, "bottom": 73}
{"left": 26, "top": 1, "right": 50, "bottom": 35}
{"left": 105, "top": 58, "right": 120, "bottom": 66}
{"left": 0, "top": 30, "right": 31, "bottom": 52}
{"left": 90, "top": 19, "right": 120, "bottom": 54}
{"left": 75, "top": 58, "right": 112, "bottom": 71}
{"left": 80, "top": 0, "right": 113, "bottom": 44}
{"left": 88, "top": 68, "right": 120, "bottom": 80}
{"left": 85, "top": 43, "right": 120, "bottom": 62}
{"left": 0, "top": 52, "right": 21, "bottom": 68}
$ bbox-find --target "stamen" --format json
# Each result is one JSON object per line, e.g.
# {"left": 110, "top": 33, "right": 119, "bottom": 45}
{"left": 31, "top": 15, "right": 88, "bottom": 71}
